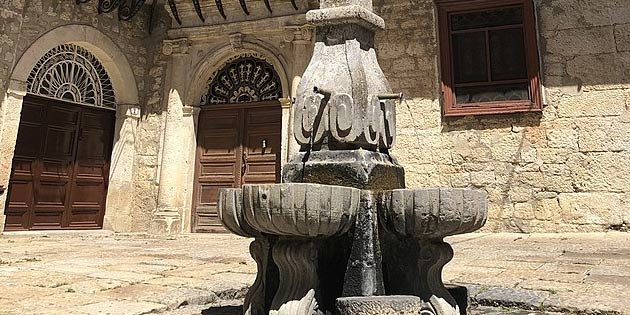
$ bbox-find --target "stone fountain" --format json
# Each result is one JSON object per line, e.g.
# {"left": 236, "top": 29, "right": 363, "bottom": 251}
{"left": 217, "top": 0, "right": 488, "bottom": 314}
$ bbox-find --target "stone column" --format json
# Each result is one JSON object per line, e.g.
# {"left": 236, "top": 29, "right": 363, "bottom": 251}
{"left": 152, "top": 39, "right": 192, "bottom": 235}
{"left": 104, "top": 104, "right": 141, "bottom": 232}
{"left": 181, "top": 105, "right": 200, "bottom": 233}
{"left": 279, "top": 98, "right": 292, "bottom": 166}
{"left": 284, "top": 26, "right": 314, "bottom": 161}
{"left": 0, "top": 80, "right": 27, "bottom": 232}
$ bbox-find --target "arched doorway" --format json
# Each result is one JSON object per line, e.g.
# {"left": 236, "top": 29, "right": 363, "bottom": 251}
{"left": 193, "top": 56, "right": 283, "bottom": 232}
{"left": 4, "top": 44, "right": 116, "bottom": 231}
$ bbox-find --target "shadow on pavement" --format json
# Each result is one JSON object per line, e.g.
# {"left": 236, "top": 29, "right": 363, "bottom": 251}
{"left": 202, "top": 305, "right": 242, "bottom": 315}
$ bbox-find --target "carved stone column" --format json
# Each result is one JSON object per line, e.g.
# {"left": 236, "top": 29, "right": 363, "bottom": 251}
{"left": 282, "top": 0, "right": 404, "bottom": 190}
{"left": 152, "top": 39, "right": 191, "bottom": 234}
{"left": 0, "top": 80, "right": 27, "bottom": 232}
{"left": 182, "top": 105, "right": 201, "bottom": 232}
{"left": 104, "top": 103, "right": 141, "bottom": 232}
{"left": 284, "top": 26, "right": 314, "bottom": 160}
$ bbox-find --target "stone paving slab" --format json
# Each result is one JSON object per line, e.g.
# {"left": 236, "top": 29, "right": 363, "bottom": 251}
{"left": 0, "top": 231, "right": 628, "bottom": 314}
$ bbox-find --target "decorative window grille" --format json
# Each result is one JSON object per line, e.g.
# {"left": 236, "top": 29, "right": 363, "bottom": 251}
{"left": 201, "top": 56, "right": 282, "bottom": 105}
{"left": 26, "top": 44, "right": 116, "bottom": 109}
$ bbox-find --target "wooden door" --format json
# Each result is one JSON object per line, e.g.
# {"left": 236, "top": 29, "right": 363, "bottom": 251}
{"left": 4, "top": 95, "right": 114, "bottom": 231}
{"left": 193, "top": 102, "right": 281, "bottom": 232}
{"left": 68, "top": 107, "right": 115, "bottom": 228}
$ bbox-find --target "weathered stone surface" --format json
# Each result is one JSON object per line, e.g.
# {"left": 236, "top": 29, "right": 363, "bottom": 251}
{"left": 577, "top": 118, "right": 630, "bottom": 152}
{"left": 75, "top": 301, "right": 168, "bottom": 315}
{"left": 557, "top": 90, "right": 626, "bottom": 118}
{"left": 558, "top": 193, "right": 623, "bottom": 226}
{"left": 240, "top": 183, "right": 360, "bottom": 237}
{"left": 380, "top": 188, "right": 488, "bottom": 238}
{"left": 336, "top": 296, "right": 425, "bottom": 315}
{"left": 544, "top": 26, "right": 617, "bottom": 56}
{"left": 568, "top": 152, "right": 630, "bottom": 192}
{"left": 615, "top": 24, "right": 630, "bottom": 52}
{"left": 538, "top": 0, "right": 613, "bottom": 31}
{"left": 475, "top": 287, "right": 549, "bottom": 310}
{"left": 283, "top": 150, "right": 405, "bottom": 190}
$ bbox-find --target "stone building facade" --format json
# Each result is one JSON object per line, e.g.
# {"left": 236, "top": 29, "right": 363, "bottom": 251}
{"left": 0, "top": 0, "right": 628, "bottom": 234}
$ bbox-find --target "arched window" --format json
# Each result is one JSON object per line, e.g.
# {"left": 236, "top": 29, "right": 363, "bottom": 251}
{"left": 26, "top": 43, "right": 116, "bottom": 108}
{"left": 201, "top": 56, "right": 282, "bottom": 105}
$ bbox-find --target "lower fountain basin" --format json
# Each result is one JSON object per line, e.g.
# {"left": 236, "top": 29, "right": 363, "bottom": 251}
{"left": 380, "top": 188, "right": 488, "bottom": 239}
{"left": 219, "top": 183, "right": 361, "bottom": 238}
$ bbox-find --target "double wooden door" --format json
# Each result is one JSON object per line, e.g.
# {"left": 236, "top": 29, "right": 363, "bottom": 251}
{"left": 4, "top": 94, "right": 115, "bottom": 231}
{"left": 193, "top": 102, "right": 281, "bottom": 232}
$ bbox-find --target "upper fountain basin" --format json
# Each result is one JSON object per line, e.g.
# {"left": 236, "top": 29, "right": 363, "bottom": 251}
{"left": 379, "top": 188, "right": 488, "bottom": 239}
{"left": 219, "top": 183, "right": 361, "bottom": 238}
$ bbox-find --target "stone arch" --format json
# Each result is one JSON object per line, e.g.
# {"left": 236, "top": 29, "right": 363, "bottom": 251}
{"left": 10, "top": 24, "right": 139, "bottom": 105}
{"left": 0, "top": 24, "right": 140, "bottom": 232}
{"left": 180, "top": 40, "right": 292, "bottom": 233}
{"left": 201, "top": 55, "right": 283, "bottom": 105}
{"left": 186, "top": 41, "right": 291, "bottom": 107}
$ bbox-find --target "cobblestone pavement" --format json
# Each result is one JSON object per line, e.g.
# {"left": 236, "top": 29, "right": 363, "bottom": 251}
{"left": 0, "top": 231, "right": 628, "bottom": 314}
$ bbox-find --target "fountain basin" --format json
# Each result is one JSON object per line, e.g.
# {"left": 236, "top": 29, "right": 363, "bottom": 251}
{"left": 219, "top": 183, "right": 361, "bottom": 238}
{"left": 380, "top": 188, "right": 488, "bottom": 239}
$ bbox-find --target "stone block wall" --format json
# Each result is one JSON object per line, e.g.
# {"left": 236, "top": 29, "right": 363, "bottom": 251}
{"left": 0, "top": 1, "right": 170, "bottom": 232}
{"left": 374, "top": 0, "right": 630, "bottom": 232}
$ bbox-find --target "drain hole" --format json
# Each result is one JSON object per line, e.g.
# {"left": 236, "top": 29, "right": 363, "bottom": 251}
{"left": 261, "top": 193, "right": 268, "bottom": 200}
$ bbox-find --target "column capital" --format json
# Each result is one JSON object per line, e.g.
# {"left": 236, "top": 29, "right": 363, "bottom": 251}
{"left": 182, "top": 105, "right": 201, "bottom": 117}
{"left": 163, "top": 38, "right": 192, "bottom": 56}
{"left": 279, "top": 98, "right": 292, "bottom": 109}
{"left": 7, "top": 80, "right": 27, "bottom": 98}
{"left": 283, "top": 25, "right": 314, "bottom": 43}
{"left": 117, "top": 104, "right": 142, "bottom": 119}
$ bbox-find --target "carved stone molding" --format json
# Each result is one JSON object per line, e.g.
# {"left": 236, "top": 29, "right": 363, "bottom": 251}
{"left": 162, "top": 38, "right": 191, "bottom": 56}
{"left": 283, "top": 25, "right": 314, "bottom": 43}
{"left": 292, "top": 17, "right": 395, "bottom": 151}
{"left": 270, "top": 241, "right": 321, "bottom": 315}
{"left": 229, "top": 33, "right": 244, "bottom": 51}
{"left": 117, "top": 104, "right": 142, "bottom": 119}
{"left": 244, "top": 238, "right": 276, "bottom": 315}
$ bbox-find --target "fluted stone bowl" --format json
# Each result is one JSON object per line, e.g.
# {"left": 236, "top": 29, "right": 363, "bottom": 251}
{"left": 218, "top": 188, "right": 258, "bottom": 237}
{"left": 218, "top": 183, "right": 361, "bottom": 238}
{"left": 379, "top": 188, "right": 488, "bottom": 239}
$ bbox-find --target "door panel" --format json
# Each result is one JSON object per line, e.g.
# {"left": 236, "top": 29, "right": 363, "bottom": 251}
{"left": 193, "top": 103, "right": 281, "bottom": 232}
{"left": 242, "top": 107, "right": 281, "bottom": 185}
{"left": 68, "top": 106, "right": 114, "bottom": 228}
{"left": 4, "top": 94, "right": 114, "bottom": 231}
{"left": 194, "top": 109, "right": 242, "bottom": 232}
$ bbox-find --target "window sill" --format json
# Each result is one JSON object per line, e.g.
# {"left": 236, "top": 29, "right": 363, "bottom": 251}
{"left": 443, "top": 100, "right": 542, "bottom": 117}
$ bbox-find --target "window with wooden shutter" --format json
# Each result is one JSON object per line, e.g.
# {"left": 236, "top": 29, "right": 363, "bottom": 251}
{"left": 437, "top": 0, "right": 543, "bottom": 116}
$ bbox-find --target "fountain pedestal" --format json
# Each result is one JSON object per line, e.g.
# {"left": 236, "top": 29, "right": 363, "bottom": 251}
{"left": 217, "top": 0, "right": 488, "bottom": 314}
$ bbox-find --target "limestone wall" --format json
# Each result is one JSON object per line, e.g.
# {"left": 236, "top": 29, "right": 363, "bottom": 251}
{"left": 374, "top": 0, "right": 630, "bottom": 232}
{"left": 0, "top": 2, "right": 170, "bottom": 232}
